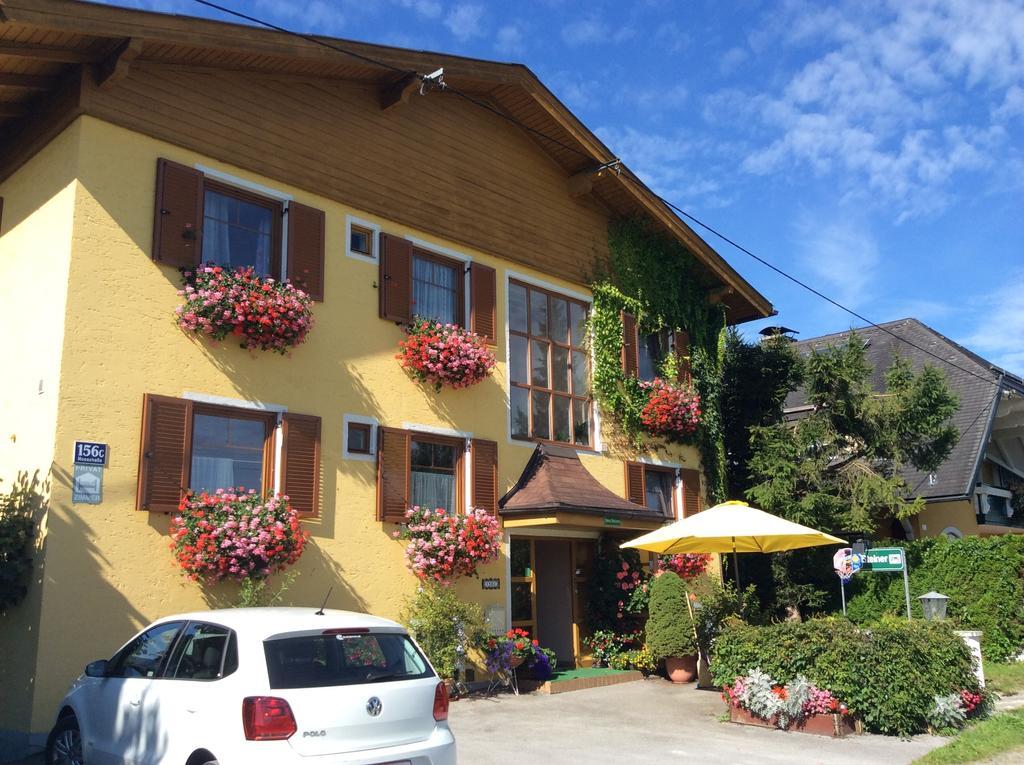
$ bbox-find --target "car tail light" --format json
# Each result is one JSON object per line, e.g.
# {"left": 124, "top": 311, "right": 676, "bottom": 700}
{"left": 243, "top": 696, "right": 297, "bottom": 741}
{"left": 433, "top": 680, "right": 449, "bottom": 722}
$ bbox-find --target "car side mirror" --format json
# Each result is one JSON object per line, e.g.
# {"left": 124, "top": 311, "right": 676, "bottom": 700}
{"left": 85, "top": 659, "right": 110, "bottom": 678}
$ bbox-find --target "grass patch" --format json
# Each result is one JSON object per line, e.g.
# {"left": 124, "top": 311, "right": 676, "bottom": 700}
{"left": 914, "top": 708, "right": 1024, "bottom": 764}
{"left": 986, "top": 662, "right": 1024, "bottom": 696}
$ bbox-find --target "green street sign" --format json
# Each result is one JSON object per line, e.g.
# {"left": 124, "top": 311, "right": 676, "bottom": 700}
{"left": 865, "top": 547, "right": 905, "bottom": 572}
{"left": 603, "top": 517, "right": 622, "bottom": 527}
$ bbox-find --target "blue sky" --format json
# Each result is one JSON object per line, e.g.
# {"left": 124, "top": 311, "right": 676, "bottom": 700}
{"left": 110, "top": 0, "right": 1024, "bottom": 375}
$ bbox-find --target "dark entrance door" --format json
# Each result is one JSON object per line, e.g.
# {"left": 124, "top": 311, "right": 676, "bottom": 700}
{"left": 534, "top": 540, "right": 574, "bottom": 664}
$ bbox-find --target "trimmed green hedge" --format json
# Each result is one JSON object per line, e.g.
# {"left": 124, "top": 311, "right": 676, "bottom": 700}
{"left": 646, "top": 571, "right": 697, "bottom": 660}
{"left": 846, "top": 536, "right": 1024, "bottom": 662}
{"left": 710, "top": 618, "right": 979, "bottom": 736}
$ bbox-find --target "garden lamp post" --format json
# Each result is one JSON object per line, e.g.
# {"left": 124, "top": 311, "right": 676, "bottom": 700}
{"left": 918, "top": 591, "right": 949, "bottom": 621}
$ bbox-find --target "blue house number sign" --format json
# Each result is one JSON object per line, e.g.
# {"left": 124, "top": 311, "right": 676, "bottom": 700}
{"left": 74, "top": 441, "right": 108, "bottom": 466}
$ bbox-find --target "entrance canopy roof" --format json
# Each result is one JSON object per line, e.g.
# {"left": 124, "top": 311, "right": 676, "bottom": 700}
{"left": 500, "top": 444, "right": 665, "bottom": 530}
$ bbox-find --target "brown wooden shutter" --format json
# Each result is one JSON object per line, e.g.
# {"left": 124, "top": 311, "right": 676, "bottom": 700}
{"left": 379, "top": 233, "right": 413, "bottom": 323}
{"left": 675, "top": 329, "right": 692, "bottom": 383}
{"left": 152, "top": 158, "right": 203, "bottom": 269}
{"left": 286, "top": 202, "right": 325, "bottom": 301}
{"left": 377, "top": 426, "right": 411, "bottom": 522}
{"left": 680, "top": 468, "right": 702, "bottom": 516}
{"left": 137, "top": 393, "right": 193, "bottom": 512}
{"left": 625, "top": 461, "right": 645, "bottom": 506}
{"left": 470, "top": 262, "right": 497, "bottom": 343}
{"left": 621, "top": 311, "right": 639, "bottom": 377}
{"left": 471, "top": 438, "right": 498, "bottom": 514}
{"left": 281, "top": 413, "right": 321, "bottom": 516}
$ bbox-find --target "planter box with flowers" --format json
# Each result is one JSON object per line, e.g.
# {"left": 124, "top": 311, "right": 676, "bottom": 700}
{"left": 722, "top": 670, "right": 857, "bottom": 738}
{"left": 176, "top": 265, "right": 314, "bottom": 353}
{"left": 170, "top": 488, "right": 309, "bottom": 604}
{"left": 397, "top": 318, "right": 496, "bottom": 391}
{"left": 395, "top": 505, "right": 502, "bottom": 584}
{"left": 639, "top": 378, "right": 701, "bottom": 441}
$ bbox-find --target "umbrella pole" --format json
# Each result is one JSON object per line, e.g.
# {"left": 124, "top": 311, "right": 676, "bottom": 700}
{"left": 732, "top": 537, "right": 740, "bottom": 589}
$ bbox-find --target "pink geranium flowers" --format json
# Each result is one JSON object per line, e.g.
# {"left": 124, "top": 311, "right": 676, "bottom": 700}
{"left": 639, "top": 377, "right": 702, "bottom": 439}
{"left": 397, "top": 318, "right": 496, "bottom": 391}
{"left": 170, "top": 488, "right": 308, "bottom": 583}
{"left": 176, "top": 265, "right": 314, "bottom": 353}
{"left": 396, "top": 505, "right": 502, "bottom": 584}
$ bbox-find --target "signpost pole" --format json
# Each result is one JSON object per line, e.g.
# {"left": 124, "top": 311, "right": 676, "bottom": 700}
{"left": 902, "top": 563, "right": 912, "bottom": 621}
{"left": 839, "top": 578, "right": 847, "bottom": 616}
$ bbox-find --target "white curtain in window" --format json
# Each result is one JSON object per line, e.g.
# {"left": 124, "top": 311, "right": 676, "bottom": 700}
{"left": 413, "top": 258, "right": 457, "bottom": 324}
{"left": 411, "top": 470, "right": 456, "bottom": 512}
{"left": 191, "top": 456, "right": 237, "bottom": 493}
{"left": 202, "top": 192, "right": 233, "bottom": 266}
{"left": 202, "top": 191, "right": 273, "bottom": 276}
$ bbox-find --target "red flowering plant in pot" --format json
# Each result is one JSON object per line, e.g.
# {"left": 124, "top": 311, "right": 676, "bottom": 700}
{"left": 639, "top": 378, "right": 702, "bottom": 440}
{"left": 397, "top": 318, "right": 496, "bottom": 391}
{"left": 176, "top": 265, "right": 314, "bottom": 354}
{"left": 395, "top": 505, "right": 502, "bottom": 585}
{"left": 170, "top": 488, "right": 309, "bottom": 604}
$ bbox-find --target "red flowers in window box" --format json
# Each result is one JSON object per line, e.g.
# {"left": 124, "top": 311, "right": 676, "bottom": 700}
{"left": 170, "top": 488, "right": 308, "bottom": 583}
{"left": 176, "top": 265, "right": 314, "bottom": 354}
{"left": 639, "top": 378, "right": 702, "bottom": 439}
{"left": 395, "top": 505, "right": 502, "bottom": 584}
{"left": 397, "top": 318, "right": 496, "bottom": 391}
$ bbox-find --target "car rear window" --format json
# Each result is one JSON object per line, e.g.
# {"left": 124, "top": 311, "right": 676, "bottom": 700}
{"left": 264, "top": 631, "right": 434, "bottom": 689}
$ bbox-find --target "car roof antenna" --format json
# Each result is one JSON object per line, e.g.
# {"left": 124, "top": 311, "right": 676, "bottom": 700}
{"left": 315, "top": 587, "right": 333, "bottom": 616}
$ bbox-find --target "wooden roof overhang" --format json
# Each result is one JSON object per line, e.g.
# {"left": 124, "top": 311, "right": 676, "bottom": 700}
{"left": 500, "top": 444, "right": 670, "bottom": 531}
{"left": 0, "top": 0, "right": 774, "bottom": 324}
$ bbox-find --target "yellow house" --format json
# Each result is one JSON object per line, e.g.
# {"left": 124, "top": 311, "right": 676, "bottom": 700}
{"left": 0, "top": 0, "right": 773, "bottom": 752}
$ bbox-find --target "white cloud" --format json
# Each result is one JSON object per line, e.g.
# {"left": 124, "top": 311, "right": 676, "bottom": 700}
{"left": 615, "top": 83, "right": 688, "bottom": 111}
{"left": 396, "top": 0, "right": 442, "bottom": 19}
{"left": 494, "top": 23, "right": 526, "bottom": 57}
{"left": 444, "top": 4, "right": 484, "bottom": 40}
{"left": 732, "top": 0, "right": 1024, "bottom": 221}
{"left": 719, "top": 46, "right": 748, "bottom": 76}
{"left": 595, "top": 126, "right": 734, "bottom": 209}
{"left": 792, "top": 213, "right": 881, "bottom": 308}
{"left": 561, "top": 15, "right": 635, "bottom": 46}
{"left": 994, "top": 85, "right": 1024, "bottom": 121}
{"left": 958, "top": 271, "right": 1024, "bottom": 376}
{"left": 654, "top": 21, "right": 690, "bottom": 54}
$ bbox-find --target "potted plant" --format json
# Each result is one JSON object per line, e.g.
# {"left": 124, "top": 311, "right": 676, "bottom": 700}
{"left": 646, "top": 570, "right": 698, "bottom": 682}
{"left": 638, "top": 378, "right": 701, "bottom": 440}
{"left": 396, "top": 318, "right": 496, "bottom": 391}
{"left": 394, "top": 506, "right": 502, "bottom": 584}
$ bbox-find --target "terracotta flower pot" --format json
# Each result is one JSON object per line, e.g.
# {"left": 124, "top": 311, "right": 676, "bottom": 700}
{"left": 664, "top": 655, "right": 698, "bottom": 683}
{"left": 510, "top": 655, "right": 525, "bottom": 669}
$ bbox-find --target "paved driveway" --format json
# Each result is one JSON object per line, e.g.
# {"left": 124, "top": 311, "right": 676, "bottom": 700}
{"left": 449, "top": 677, "right": 946, "bottom": 764}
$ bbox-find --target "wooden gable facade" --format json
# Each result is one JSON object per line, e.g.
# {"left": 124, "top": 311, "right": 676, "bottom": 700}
{"left": 0, "top": 0, "right": 773, "bottom": 323}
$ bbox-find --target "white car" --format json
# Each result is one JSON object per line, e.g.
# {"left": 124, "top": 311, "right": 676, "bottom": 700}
{"left": 45, "top": 607, "right": 457, "bottom": 765}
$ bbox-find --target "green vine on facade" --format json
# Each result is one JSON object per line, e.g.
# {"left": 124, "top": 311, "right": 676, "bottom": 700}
{"left": 590, "top": 219, "right": 728, "bottom": 502}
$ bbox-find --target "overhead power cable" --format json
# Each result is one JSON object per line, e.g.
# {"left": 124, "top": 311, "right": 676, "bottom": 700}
{"left": 189, "top": 0, "right": 1003, "bottom": 390}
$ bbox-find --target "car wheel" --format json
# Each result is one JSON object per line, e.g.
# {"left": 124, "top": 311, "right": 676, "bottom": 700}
{"left": 45, "top": 716, "right": 83, "bottom": 765}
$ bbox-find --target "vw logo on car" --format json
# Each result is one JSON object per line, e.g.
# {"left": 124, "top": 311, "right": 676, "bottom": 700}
{"left": 366, "top": 696, "right": 383, "bottom": 717}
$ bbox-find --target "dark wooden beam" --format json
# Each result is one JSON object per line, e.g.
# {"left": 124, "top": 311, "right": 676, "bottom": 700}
{"left": 708, "top": 286, "right": 735, "bottom": 305}
{"left": 380, "top": 72, "right": 418, "bottom": 111}
{"left": 0, "top": 103, "right": 30, "bottom": 118}
{"left": 0, "top": 41, "right": 95, "bottom": 64}
{"left": 0, "top": 67, "right": 86, "bottom": 183}
{"left": 96, "top": 37, "right": 143, "bottom": 90}
{"left": 0, "top": 73, "right": 58, "bottom": 91}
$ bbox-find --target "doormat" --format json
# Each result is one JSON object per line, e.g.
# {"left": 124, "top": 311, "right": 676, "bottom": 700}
{"left": 521, "top": 668, "right": 644, "bottom": 695}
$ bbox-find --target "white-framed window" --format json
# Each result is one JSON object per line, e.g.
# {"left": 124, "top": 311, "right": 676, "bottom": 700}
{"left": 343, "top": 414, "right": 379, "bottom": 462}
{"left": 346, "top": 215, "right": 380, "bottom": 263}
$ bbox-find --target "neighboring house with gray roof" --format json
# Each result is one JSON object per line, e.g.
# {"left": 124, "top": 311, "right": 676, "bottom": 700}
{"left": 784, "top": 318, "right": 1024, "bottom": 540}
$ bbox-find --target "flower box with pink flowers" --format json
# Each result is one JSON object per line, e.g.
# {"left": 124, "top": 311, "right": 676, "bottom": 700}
{"left": 397, "top": 318, "right": 496, "bottom": 391}
{"left": 722, "top": 670, "right": 858, "bottom": 738}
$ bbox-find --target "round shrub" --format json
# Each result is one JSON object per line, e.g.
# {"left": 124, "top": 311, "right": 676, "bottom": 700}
{"left": 646, "top": 571, "right": 697, "bottom": 661}
{"left": 401, "top": 582, "right": 487, "bottom": 680}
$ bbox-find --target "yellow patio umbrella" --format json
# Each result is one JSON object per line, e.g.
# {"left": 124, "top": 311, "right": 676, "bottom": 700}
{"left": 621, "top": 500, "right": 846, "bottom": 586}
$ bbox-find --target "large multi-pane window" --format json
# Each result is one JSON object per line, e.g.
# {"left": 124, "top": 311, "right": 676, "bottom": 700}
{"left": 412, "top": 250, "right": 463, "bottom": 325}
{"left": 509, "top": 280, "right": 591, "bottom": 447}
